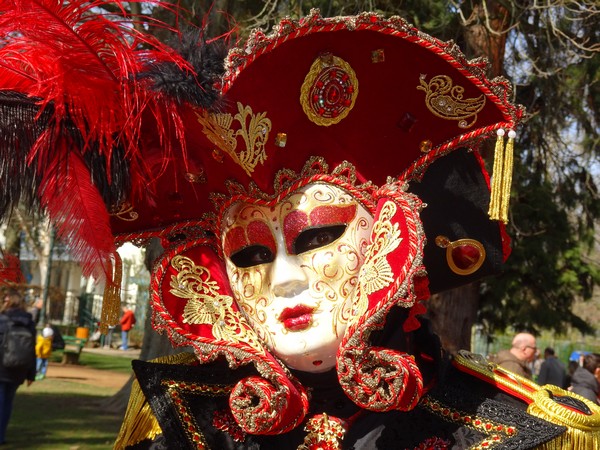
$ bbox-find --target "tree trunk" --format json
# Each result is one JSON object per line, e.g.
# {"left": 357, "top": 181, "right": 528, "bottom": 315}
{"left": 425, "top": 282, "right": 480, "bottom": 355}
{"left": 462, "top": 1, "right": 510, "bottom": 77}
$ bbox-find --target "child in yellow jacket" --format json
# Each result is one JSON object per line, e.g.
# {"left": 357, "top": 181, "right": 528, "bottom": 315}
{"left": 35, "top": 326, "right": 53, "bottom": 380}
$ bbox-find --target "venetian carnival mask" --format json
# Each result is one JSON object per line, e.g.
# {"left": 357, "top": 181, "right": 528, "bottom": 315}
{"left": 221, "top": 183, "right": 374, "bottom": 372}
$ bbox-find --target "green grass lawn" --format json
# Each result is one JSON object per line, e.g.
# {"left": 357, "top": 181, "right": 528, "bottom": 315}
{"left": 6, "top": 351, "right": 133, "bottom": 449}
{"left": 50, "top": 350, "right": 136, "bottom": 374}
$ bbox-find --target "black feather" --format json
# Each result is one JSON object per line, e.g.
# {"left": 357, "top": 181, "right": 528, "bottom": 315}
{"left": 0, "top": 92, "right": 46, "bottom": 217}
{"left": 138, "top": 28, "right": 228, "bottom": 111}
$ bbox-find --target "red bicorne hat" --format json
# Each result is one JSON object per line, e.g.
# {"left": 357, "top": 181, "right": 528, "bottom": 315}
{"left": 110, "top": 11, "right": 523, "bottom": 433}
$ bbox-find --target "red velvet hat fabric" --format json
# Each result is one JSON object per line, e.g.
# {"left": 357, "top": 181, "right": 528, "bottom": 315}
{"left": 111, "top": 11, "right": 522, "bottom": 240}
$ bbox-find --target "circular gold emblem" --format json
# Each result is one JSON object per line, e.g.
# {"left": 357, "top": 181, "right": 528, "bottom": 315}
{"left": 300, "top": 53, "right": 359, "bottom": 126}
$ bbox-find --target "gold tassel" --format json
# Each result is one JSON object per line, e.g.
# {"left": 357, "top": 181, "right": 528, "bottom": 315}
{"left": 113, "top": 353, "right": 198, "bottom": 449}
{"left": 99, "top": 252, "right": 122, "bottom": 334}
{"left": 113, "top": 378, "right": 163, "bottom": 450}
{"left": 488, "top": 129, "right": 515, "bottom": 224}
{"left": 526, "top": 385, "right": 600, "bottom": 449}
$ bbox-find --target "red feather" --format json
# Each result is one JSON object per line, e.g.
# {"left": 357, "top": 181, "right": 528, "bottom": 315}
{"left": 39, "top": 146, "right": 116, "bottom": 283}
{"left": 0, "top": 0, "right": 196, "bottom": 284}
{"left": 0, "top": 0, "right": 192, "bottom": 178}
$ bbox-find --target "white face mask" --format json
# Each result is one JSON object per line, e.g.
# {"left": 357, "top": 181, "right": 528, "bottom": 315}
{"left": 221, "top": 183, "right": 373, "bottom": 372}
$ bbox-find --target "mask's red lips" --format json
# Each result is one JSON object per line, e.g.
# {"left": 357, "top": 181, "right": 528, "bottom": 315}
{"left": 279, "top": 305, "right": 315, "bottom": 331}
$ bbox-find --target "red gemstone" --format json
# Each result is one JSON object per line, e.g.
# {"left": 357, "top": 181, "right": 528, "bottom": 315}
{"left": 326, "top": 84, "right": 341, "bottom": 103}
{"left": 451, "top": 244, "right": 481, "bottom": 270}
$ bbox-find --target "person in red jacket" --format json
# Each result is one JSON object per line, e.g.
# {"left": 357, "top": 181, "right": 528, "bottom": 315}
{"left": 119, "top": 306, "right": 136, "bottom": 351}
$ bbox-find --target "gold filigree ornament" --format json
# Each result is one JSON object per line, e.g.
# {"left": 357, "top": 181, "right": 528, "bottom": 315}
{"left": 196, "top": 102, "right": 271, "bottom": 176}
{"left": 353, "top": 201, "right": 402, "bottom": 318}
{"left": 110, "top": 201, "right": 139, "bottom": 221}
{"left": 417, "top": 74, "right": 486, "bottom": 129}
{"left": 300, "top": 53, "right": 359, "bottom": 126}
{"left": 169, "top": 255, "right": 264, "bottom": 352}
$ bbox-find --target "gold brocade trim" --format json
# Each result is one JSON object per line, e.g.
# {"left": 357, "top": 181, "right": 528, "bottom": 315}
{"left": 421, "top": 396, "right": 516, "bottom": 449}
{"left": 417, "top": 74, "right": 486, "bottom": 129}
{"left": 164, "top": 379, "right": 234, "bottom": 449}
{"left": 297, "top": 413, "right": 347, "bottom": 450}
{"left": 169, "top": 255, "right": 265, "bottom": 353}
{"left": 196, "top": 102, "right": 271, "bottom": 176}
{"left": 114, "top": 352, "right": 198, "bottom": 450}
{"left": 300, "top": 54, "right": 359, "bottom": 126}
{"left": 454, "top": 351, "right": 600, "bottom": 449}
{"left": 352, "top": 201, "right": 402, "bottom": 318}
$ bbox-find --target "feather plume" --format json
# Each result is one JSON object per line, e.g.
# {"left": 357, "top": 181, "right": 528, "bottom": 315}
{"left": 0, "top": 0, "right": 195, "bottom": 284}
{"left": 39, "top": 146, "right": 116, "bottom": 282}
{"left": 138, "top": 27, "right": 229, "bottom": 111}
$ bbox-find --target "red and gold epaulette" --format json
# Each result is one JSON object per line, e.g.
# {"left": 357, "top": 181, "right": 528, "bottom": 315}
{"left": 453, "top": 350, "right": 600, "bottom": 449}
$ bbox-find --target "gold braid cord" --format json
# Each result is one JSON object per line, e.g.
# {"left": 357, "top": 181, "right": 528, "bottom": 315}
{"left": 454, "top": 351, "right": 600, "bottom": 449}
{"left": 113, "top": 352, "right": 198, "bottom": 450}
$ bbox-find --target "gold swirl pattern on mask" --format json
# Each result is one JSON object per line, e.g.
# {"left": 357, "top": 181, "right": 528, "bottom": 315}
{"left": 196, "top": 102, "right": 271, "bottom": 176}
{"left": 353, "top": 201, "right": 402, "bottom": 317}
{"left": 417, "top": 74, "right": 486, "bottom": 129}
{"left": 169, "top": 255, "right": 264, "bottom": 353}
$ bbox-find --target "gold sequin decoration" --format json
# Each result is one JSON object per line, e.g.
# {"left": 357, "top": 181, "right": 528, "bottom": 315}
{"left": 169, "top": 255, "right": 265, "bottom": 353}
{"left": 353, "top": 201, "right": 402, "bottom": 318}
{"left": 417, "top": 74, "right": 486, "bottom": 129}
{"left": 371, "top": 49, "right": 385, "bottom": 63}
{"left": 196, "top": 102, "right": 271, "bottom": 176}
{"left": 297, "top": 413, "right": 347, "bottom": 450}
{"left": 274, "top": 132, "right": 287, "bottom": 148}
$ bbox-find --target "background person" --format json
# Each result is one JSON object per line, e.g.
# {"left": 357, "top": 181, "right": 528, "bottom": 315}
{"left": 35, "top": 325, "right": 54, "bottom": 380}
{"left": 570, "top": 354, "right": 600, "bottom": 404}
{"left": 0, "top": 290, "right": 35, "bottom": 445}
{"left": 537, "top": 347, "right": 567, "bottom": 388}
{"left": 119, "top": 307, "right": 136, "bottom": 350}
{"left": 492, "top": 332, "right": 537, "bottom": 379}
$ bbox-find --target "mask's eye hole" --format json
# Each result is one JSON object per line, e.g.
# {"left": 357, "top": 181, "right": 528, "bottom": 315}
{"left": 230, "top": 245, "right": 274, "bottom": 268}
{"left": 294, "top": 225, "right": 347, "bottom": 255}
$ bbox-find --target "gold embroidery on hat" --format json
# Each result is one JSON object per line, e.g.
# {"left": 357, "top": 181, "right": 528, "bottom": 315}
{"left": 111, "top": 202, "right": 139, "bottom": 221}
{"left": 353, "top": 201, "right": 402, "bottom": 317}
{"left": 196, "top": 102, "right": 271, "bottom": 176}
{"left": 169, "top": 255, "right": 264, "bottom": 352}
{"left": 300, "top": 54, "right": 359, "bottom": 126}
{"left": 417, "top": 74, "right": 486, "bottom": 129}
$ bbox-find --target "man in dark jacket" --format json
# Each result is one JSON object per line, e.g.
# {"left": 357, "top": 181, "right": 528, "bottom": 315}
{"left": 538, "top": 347, "right": 567, "bottom": 388}
{"left": 0, "top": 290, "right": 36, "bottom": 445}
{"left": 570, "top": 354, "right": 600, "bottom": 405}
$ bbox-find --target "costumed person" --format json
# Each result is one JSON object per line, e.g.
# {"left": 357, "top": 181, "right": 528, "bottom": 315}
{"left": 1, "top": 2, "right": 600, "bottom": 449}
